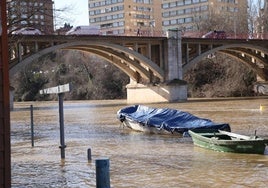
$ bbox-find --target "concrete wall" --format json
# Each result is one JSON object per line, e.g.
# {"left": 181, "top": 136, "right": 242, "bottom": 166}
{"left": 126, "top": 83, "right": 187, "bottom": 103}
{"left": 166, "top": 30, "right": 182, "bottom": 81}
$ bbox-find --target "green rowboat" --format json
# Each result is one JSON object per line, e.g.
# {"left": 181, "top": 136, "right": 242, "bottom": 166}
{"left": 189, "top": 129, "right": 268, "bottom": 154}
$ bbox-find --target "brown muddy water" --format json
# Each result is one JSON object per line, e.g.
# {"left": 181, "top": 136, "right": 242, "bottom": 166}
{"left": 11, "top": 98, "right": 268, "bottom": 187}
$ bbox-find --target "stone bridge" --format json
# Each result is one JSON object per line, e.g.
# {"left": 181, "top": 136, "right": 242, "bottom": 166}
{"left": 8, "top": 31, "right": 268, "bottom": 103}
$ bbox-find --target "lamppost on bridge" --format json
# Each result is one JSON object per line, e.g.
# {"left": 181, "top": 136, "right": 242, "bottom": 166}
{"left": 233, "top": 10, "right": 237, "bottom": 39}
{"left": 149, "top": 19, "right": 155, "bottom": 36}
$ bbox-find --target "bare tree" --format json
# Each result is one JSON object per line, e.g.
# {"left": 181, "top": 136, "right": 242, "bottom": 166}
{"left": 53, "top": 3, "right": 77, "bottom": 30}
{"left": 248, "top": 0, "right": 260, "bottom": 38}
{"left": 247, "top": 0, "right": 268, "bottom": 39}
{"left": 6, "top": 0, "right": 75, "bottom": 34}
{"left": 257, "top": 0, "right": 268, "bottom": 38}
{"left": 191, "top": 2, "right": 248, "bottom": 38}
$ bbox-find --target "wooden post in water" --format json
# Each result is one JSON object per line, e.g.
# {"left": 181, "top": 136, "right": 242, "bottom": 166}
{"left": 58, "top": 93, "right": 66, "bottom": 159}
{"left": 95, "top": 158, "right": 110, "bottom": 188}
{"left": 39, "top": 83, "right": 71, "bottom": 159}
{"left": 30, "top": 105, "right": 34, "bottom": 147}
{"left": 87, "top": 148, "right": 92, "bottom": 161}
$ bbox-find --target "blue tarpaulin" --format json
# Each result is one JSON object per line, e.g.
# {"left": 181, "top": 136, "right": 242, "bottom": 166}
{"left": 117, "top": 105, "right": 231, "bottom": 134}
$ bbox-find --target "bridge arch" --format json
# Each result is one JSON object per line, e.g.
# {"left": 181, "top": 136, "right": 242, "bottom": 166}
{"left": 183, "top": 43, "right": 268, "bottom": 81}
{"left": 9, "top": 41, "right": 164, "bottom": 83}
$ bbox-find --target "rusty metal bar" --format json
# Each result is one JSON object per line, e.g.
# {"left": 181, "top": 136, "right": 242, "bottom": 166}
{"left": 0, "top": 0, "right": 11, "bottom": 187}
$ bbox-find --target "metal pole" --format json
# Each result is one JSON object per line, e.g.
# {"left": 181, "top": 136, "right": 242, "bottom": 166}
{"left": 58, "top": 93, "right": 66, "bottom": 159}
{"left": 87, "top": 148, "right": 92, "bottom": 161}
{"left": 0, "top": 0, "right": 11, "bottom": 186}
{"left": 30, "top": 105, "right": 34, "bottom": 147}
{"left": 96, "top": 158, "right": 110, "bottom": 188}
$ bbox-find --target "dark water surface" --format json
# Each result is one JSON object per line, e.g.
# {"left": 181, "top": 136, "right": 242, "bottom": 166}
{"left": 11, "top": 98, "right": 268, "bottom": 187}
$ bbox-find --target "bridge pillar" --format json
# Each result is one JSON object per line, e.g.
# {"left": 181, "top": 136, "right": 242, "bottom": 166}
{"left": 126, "top": 83, "right": 187, "bottom": 103}
{"left": 166, "top": 29, "right": 183, "bottom": 80}
{"left": 126, "top": 29, "right": 188, "bottom": 103}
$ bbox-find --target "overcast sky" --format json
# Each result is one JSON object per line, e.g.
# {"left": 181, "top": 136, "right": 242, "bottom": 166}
{"left": 54, "top": 0, "right": 89, "bottom": 28}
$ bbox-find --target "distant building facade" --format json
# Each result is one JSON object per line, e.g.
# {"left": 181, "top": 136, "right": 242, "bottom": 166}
{"left": 7, "top": 0, "right": 54, "bottom": 34}
{"left": 88, "top": 0, "right": 162, "bottom": 36}
{"left": 88, "top": 0, "right": 248, "bottom": 37}
{"left": 162, "top": 0, "right": 247, "bottom": 30}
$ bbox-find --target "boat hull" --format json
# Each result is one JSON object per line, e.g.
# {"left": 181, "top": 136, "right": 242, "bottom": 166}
{"left": 121, "top": 118, "right": 177, "bottom": 135}
{"left": 189, "top": 130, "right": 268, "bottom": 154}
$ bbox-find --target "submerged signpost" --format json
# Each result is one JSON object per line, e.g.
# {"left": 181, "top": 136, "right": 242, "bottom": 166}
{"left": 40, "top": 83, "right": 71, "bottom": 159}
{"left": 40, "top": 83, "right": 111, "bottom": 187}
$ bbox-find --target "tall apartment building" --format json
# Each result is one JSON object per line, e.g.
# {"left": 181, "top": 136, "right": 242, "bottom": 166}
{"left": 162, "top": 0, "right": 248, "bottom": 35}
{"left": 7, "top": 0, "right": 54, "bottom": 34}
{"left": 88, "top": 0, "right": 162, "bottom": 36}
{"left": 89, "top": 0, "right": 248, "bottom": 37}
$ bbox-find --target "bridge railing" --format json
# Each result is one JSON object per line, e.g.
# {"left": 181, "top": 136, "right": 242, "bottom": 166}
{"left": 103, "top": 29, "right": 167, "bottom": 37}
{"left": 104, "top": 30, "right": 268, "bottom": 39}
{"left": 180, "top": 31, "right": 268, "bottom": 40}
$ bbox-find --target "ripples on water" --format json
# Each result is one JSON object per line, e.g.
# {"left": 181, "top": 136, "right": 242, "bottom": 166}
{"left": 11, "top": 98, "right": 268, "bottom": 187}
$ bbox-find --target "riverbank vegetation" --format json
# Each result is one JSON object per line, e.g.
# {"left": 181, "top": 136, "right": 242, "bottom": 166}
{"left": 184, "top": 54, "right": 256, "bottom": 98}
{"left": 11, "top": 51, "right": 129, "bottom": 101}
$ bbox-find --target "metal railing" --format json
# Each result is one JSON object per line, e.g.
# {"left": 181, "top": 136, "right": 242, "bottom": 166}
{"left": 99, "top": 29, "right": 268, "bottom": 39}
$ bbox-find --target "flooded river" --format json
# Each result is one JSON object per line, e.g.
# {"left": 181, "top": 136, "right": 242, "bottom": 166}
{"left": 11, "top": 98, "right": 268, "bottom": 187}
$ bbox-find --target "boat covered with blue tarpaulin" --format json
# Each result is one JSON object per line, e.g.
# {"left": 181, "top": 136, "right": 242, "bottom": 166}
{"left": 117, "top": 105, "right": 230, "bottom": 135}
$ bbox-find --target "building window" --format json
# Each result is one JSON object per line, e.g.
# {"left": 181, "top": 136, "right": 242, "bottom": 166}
{"left": 185, "top": 8, "right": 192, "bottom": 14}
{"left": 162, "top": 3, "right": 169, "bottom": 9}
{"left": 170, "top": 11, "right": 176, "bottom": 16}
{"left": 185, "top": 0, "right": 192, "bottom": 5}
{"left": 170, "top": 19, "right": 177, "bottom": 25}
{"left": 185, "top": 17, "right": 193, "bottom": 23}
{"left": 177, "top": 0, "right": 184, "bottom": 6}
{"left": 163, "top": 12, "right": 169, "bottom": 17}
{"left": 113, "top": 22, "right": 119, "bottom": 27}
{"left": 113, "top": 14, "right": 118, "bottom": 19}
{"left": 178, "top": 18, "right": 184, "bottom": 24}
{"left": 163, "top": 20, "right": 169, "bottom": 26}
{"left": 170, "top": 2, "right": 176, "bottom": 8}
{"left": 178, "top": 9, "right": 184, "bottom": 15}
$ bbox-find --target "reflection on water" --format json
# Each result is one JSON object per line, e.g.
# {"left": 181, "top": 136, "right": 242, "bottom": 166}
{"left": 11, "top": 98, "right": 268, "bottom": 187}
